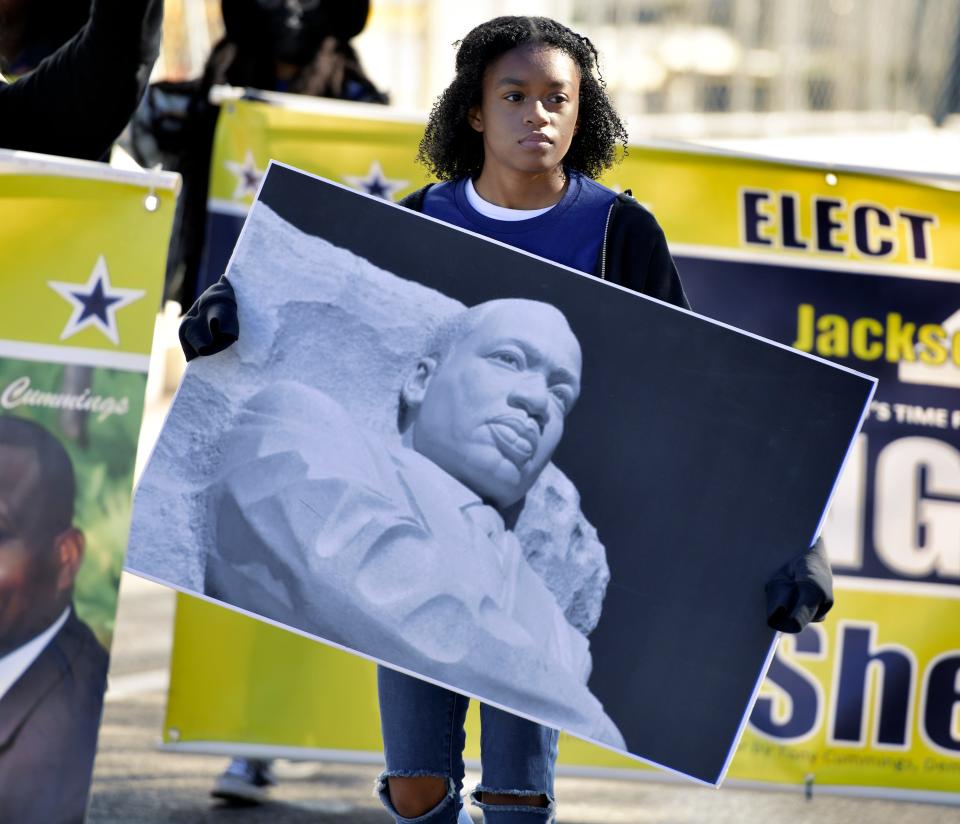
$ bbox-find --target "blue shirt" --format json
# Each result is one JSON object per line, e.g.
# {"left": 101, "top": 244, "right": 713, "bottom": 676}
{"left": 421, "top": 171, "right": 618, "bottom": 275}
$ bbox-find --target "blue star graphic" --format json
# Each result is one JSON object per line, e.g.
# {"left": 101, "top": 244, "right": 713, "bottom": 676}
{"left": 343, "top": 161, "right": 408, "bottom": 201}
{"left": 224, "top": 150, "right": 265, "bottom": 200}
{"left": 48, "top": 256, "right": 145, "bottom": 345}
{"left": 242, "top": 166, "right": 261, "bottom": 191}
{"left": 73, "top": 277, "right": 122, "bottom": 325}
{"left": 365, "top": 175, "right": 390, "bottom": 198}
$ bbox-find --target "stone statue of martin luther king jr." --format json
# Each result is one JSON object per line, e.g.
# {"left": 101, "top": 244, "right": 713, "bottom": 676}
{"left": 204, "top": 298, "right": 624, "bottom": 747}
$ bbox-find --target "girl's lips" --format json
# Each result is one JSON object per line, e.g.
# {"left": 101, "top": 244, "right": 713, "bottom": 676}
{"left": 519, "top": 132, "right": 552, "bottom": 146}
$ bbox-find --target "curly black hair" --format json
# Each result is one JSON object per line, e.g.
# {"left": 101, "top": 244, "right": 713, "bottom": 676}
{"left": 417, "top": 16, "right": 628, "bottom": 181}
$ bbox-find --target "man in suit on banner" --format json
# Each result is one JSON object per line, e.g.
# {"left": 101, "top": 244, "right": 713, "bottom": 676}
{"left": 0, "top": 415, "right": 108, "bottom": 823}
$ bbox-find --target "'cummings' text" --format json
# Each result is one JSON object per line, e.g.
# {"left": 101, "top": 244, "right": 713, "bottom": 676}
{"left": 1, "top": 376, "right": 129, "bottom": 422}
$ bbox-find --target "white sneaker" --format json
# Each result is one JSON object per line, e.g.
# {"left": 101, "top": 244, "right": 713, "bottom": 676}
{"left": 211, "top": 758, "right": 277, "bottom": 805}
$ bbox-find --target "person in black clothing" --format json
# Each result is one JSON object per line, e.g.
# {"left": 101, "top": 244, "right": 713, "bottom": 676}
{"left": 211, "top": 0, "right": 384, "bottom": 100}
{"left": 0, "top": 0, "right": 162, "bottom": 162}
{"left": 0, "top": 0, "right": 91, "bottom": 77}
{"left": 131, "top": 0, "right": 387, "bottom": 311}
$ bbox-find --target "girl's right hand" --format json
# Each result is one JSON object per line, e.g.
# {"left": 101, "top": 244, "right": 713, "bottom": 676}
{"left": 179, "top": 275, "right": 239, "bottom": 361}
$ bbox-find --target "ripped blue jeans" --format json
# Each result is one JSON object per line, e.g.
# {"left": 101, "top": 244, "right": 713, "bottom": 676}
{"left": 377, "top": 666, "right": 558, "bottom": 823}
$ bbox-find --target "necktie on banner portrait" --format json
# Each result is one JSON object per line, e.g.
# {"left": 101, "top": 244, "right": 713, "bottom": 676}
{"left": 0, "top": 149, "right": 177, "bottom": 821}
{"left": 127, "top": 159, "right": 874, "bottom": 785}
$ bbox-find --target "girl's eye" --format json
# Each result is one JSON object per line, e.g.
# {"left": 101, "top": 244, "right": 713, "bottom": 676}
{"left": 504, "top": 92, "right": 523, "bottom": 102}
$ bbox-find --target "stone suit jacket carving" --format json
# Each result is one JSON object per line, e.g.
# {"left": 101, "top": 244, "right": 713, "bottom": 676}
{"left": 204, "top": 381, "right": 624, "bottom": 747}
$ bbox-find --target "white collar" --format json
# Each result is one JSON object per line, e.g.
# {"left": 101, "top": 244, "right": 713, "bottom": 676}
{"left": 0, "top": 607, "right": 71, "bottom": 702}
{"left": 465, "top": 178, "right": 557, "bottom": 221}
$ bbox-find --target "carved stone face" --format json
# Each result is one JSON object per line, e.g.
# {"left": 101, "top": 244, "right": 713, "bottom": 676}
{"left": 406, "top": 300, "right": 582, "bottom": 509}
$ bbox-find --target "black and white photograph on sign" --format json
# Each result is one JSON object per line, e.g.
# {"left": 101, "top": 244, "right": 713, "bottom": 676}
{"left": 127, "top": 163, "right": 875, "bottom": 784}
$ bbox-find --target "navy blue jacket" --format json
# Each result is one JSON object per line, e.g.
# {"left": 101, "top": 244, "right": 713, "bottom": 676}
{"left": 399, "top": 184, "right": 690, "bottom": 310}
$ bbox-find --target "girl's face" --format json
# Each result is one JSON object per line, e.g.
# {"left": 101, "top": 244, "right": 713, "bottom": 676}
{"left": 468, "top": 44, "right": 580, "bottom": 178}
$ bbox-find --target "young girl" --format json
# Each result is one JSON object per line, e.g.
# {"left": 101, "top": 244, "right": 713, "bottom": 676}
{"left": 375, "top": 15, "right": 685, "bottom": 824}
{"left": 181, "top": 15, "right": 833, "bottom": 824}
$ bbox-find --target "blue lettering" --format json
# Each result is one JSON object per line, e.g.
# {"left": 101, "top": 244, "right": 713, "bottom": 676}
{"left": 750, "top": 628, "right": 821, "bottom": 740}
{"left": 742, "top": 190, "right": 773, "bottom": 246}
{"left": 924, "top": 655, "right": 960, "bottom": 753}
{"left": 853, "top": 205, "right": 894, "bottom": 257}
{"left": 833, "top": 625, "right": 913, "bottom": 747}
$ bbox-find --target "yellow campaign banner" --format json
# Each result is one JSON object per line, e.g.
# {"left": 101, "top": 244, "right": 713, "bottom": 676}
{"left": 166, "top": 582, "right": 960, "bottom": 800}
{"left": 1, "top": 155, "right": 175, "bottom": 358}
{"left": 208, "top": 93, "right": 429, "bottom": 205}
{"left": 729, "top": 583, "right": 960, "bottom": 794}
{"left": 0, "top": 150, "right": 178, "bottom": 639}
{"left": 164, "top": 92, "right": 960, "bottom": 803}
{"left": 609, "top": 149, "right": 958, "bottom": 270}
{"left": 0, "top": 149, "right": 177, "bottom": 819}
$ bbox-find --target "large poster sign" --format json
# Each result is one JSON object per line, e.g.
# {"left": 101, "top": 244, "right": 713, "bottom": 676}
{"left": 159, "top": 94, "right": 959, "bottom": 804}
{"left": 0, "top": 150, "right": 176, "bottom": 821}
{"left": 130, "top": 162, "right": 873, "bottom": 784}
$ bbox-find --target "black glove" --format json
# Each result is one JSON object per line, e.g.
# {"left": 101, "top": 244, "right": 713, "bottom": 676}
{"left": 765, "top": 536, "right": 834, "bottom": 633}
{"left": 179, "top": 276, "right": 239, "bottom": 361}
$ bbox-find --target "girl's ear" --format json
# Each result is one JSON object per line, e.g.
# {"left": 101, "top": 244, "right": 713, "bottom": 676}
{"left": 468, "top": 104, "right": 484, "bottom": 133}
